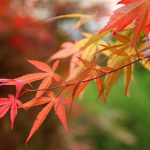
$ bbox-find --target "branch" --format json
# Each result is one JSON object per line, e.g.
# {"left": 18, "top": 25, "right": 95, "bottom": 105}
{"left": 25, "top": 55, "right": 150, "bottom": 93}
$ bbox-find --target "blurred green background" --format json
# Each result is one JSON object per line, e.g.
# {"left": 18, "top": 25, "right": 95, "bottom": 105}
{"left": 0, "top": 0, "right": 149, "bottom": 150}
{"left": 81, "top": 65, "right": 150, "bottom": 150}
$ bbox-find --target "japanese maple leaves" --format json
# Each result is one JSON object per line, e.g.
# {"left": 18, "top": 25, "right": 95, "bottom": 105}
{"left": 17, "top": 59, "right": 61, "bottom": 98}
{"left": 24, "top": 92, "right": 69, "bottom": 143}
{"left": 0, "top": 60, "right": 65, "bottom": 142}
{"left": 0, "top": 0, "right": 150, "bottom": 144}
{"left": 99, "top": 0, "right": 150, "bottom": 45}
{"left": 0, "top": 58, "right": 111, "bottom": 142}
{"left": 0, "top": 81, "right": 24, "bottom": 129}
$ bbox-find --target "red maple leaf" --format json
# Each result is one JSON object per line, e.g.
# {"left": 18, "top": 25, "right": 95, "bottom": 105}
{"left": 0, "top": 81, "right": 24, "bottom": 129}
{"left": 99, "top": 0, "right": 150, "bottom": 45}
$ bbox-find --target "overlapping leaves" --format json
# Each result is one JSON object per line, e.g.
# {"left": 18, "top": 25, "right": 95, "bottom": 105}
{"left": 0, "top": 0, "right": 150, "bottom": 144}
{"left": 99, "top": 0, "right": 150, "bottom": 45}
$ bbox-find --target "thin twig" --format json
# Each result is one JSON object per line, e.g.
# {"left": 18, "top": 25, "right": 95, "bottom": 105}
{"left": 25, "top": 55, "right": 150, "bottom": 93}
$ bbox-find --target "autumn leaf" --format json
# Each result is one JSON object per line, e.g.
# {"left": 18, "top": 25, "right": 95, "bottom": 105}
{"left": 99, "top": 0, "right": 150, "bottom": 45}
{"left": 49, "top": 42, "right": 78, "bottom": 61}
{"left": 25, "top": 92, "right": 69, "bottom": 143}
{"left": 95, "top": 35, "right": 140, "bottom": 96}
{"left": 26, "top": 102, "right": 54, "bottom": 143}
{"left": 0, "top": 82, "right": 23, "bottom": 129}
{"left": 70, "top": 57, "right": 110, "bottom": 103}
{"left": 49, "top": 33, "right": 104, "bottom": 81}
{"left": 16, "top": 60, "right": 62, "bottom": 98}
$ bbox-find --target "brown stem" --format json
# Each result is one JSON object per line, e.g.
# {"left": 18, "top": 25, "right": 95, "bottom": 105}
{"left": 25, "top": 55, "right": 150, "bottom": 93}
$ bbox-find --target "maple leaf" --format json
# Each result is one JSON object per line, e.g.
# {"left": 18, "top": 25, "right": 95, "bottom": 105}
{"left": 16, "top": 60, "right": 62, "bottom": 98}
{"left": 49, "top": 33, "right": 105, "bottom": 81}
{"left": 0, "top": 82, "right": 24, "bottom": 129}
{"left": 68, "top": 57, "right": 113, "bottom": 104}
{"left": 96, "top": 34, "right": 140, "bottom": 96}
{"left": 49, "top": 42, "right": 78, "bottom": 61}
{"left": 99, "top": 0, "right": 150, "bottom": 45}
{"left": 25, "top": 92, "right": 69, "bottom": 143}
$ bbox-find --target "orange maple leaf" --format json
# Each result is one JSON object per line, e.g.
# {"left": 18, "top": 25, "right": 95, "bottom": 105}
{"left": 25, "top": 92, "right": 69, "bottom": 143}
{"left": 16, "top": 60, "right": 62, "bottom": 98}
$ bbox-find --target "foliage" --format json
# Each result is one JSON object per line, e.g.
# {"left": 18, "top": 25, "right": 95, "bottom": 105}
{"left": 0, "top": 0, "right": 150, "bottom": 143}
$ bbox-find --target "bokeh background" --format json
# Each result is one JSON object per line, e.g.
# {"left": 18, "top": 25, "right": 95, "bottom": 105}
{"left": 0, "top": 0, "right": 149, "bottom": 150}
